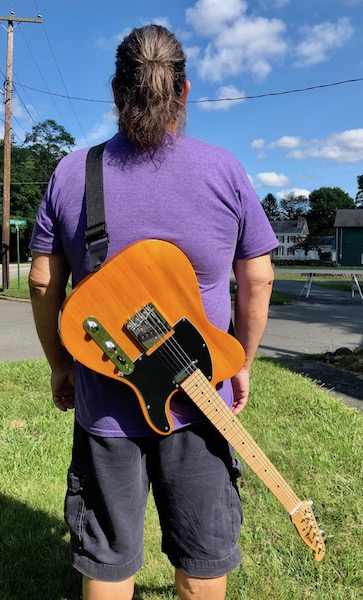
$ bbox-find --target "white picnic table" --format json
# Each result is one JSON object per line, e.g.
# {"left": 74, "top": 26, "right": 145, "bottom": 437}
{"left": 300, "top": 270, "right": 363, "bottom": 301}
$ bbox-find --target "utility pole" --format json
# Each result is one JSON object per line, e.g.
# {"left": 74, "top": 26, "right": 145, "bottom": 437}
{"left": 1, "top": 12, "right": 41, "bottom": 290}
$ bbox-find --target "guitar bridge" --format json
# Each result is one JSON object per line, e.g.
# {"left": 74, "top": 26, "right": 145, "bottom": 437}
{"left": 126, "top": 303, "right": 172, "bottom": 351}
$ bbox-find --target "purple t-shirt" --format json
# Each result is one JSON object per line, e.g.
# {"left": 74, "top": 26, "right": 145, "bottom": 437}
{"left": 30, "top": 132, "right": 278, "bottom": 437}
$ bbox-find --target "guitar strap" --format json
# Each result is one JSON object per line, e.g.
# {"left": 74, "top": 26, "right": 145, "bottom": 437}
{"left": 84, "top": 141, "right": 109, "bottom": 272}
{"left": 83, "top": 140, "right": 236, "bottom": 335}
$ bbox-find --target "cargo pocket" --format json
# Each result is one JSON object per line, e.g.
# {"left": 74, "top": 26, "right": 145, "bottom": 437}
{"left": 64, "top": 468, "right": 87, "bottom": 551}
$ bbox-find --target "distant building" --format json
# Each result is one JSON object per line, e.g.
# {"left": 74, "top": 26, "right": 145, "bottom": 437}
{"left": 269, "top": 217, "right": 309, "bottom": 260}
{"left": 314, "top": 236, "right": 336, "bottom": 262}
{"left": 334, "top": 209, "right": 363, "bottom": 266}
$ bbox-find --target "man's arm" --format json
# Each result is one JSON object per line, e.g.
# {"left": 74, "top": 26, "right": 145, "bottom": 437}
{"left": 28, "top": 252, "right": 75, "bottom": 411}
{"left": 231, "top": 253, "right": 274, "bottom": 415}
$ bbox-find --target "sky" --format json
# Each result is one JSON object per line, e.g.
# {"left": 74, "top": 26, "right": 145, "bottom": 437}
{"left": 0, "top": 0, "right": 362, "bottom": 201}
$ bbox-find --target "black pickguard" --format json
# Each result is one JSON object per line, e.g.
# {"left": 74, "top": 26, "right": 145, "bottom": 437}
{"left": 124, "top": 318, "right": 212, "bottom": 434}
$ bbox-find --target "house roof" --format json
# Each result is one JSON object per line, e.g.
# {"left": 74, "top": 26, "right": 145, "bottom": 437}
{"left": 334, "top": 209, "right": 363, "bottom": 227}
{"left": 269, "top": 218, "right": 308, "bottom": 235}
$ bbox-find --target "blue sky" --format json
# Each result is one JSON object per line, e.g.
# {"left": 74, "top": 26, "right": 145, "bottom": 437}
{"left": 0, "top": 0, "right": 362, "bottom": 201}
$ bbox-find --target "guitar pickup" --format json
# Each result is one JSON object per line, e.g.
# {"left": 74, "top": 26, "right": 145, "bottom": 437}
{"left": 83, "top": 317, "right": 134, "bottom": 376}
{"left": 126, "top": 303, "right": 172, "bottom": 351}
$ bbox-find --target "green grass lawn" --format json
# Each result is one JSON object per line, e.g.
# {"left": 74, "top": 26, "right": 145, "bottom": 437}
{"left": 0, "top": 275, "right": 31, "bottom": 299}
{"left": 0, "top": 358, "right": 362, "bottom": 599}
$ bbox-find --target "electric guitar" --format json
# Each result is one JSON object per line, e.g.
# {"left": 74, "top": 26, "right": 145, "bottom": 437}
{"left": 59, "top": 239, "right": 326, "bottom": 561}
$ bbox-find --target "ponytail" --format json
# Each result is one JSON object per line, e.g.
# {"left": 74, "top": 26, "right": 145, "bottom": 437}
{"left": 113, "top": 25, "right": 187, "bottom": 153}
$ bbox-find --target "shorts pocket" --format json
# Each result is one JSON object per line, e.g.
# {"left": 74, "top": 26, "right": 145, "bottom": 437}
{"left": 64, "top": 468, "right": 87, "bottom": 550}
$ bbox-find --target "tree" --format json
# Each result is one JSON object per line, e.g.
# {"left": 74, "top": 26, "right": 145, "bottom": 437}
{"left": 308, "top": 187, "right": 356, "bottom": 235}
{"left": 0, "top": 141, "right": 43, "bottom": 260}
{"left": 291, "top": 234, "right": 323, "bottom": 258}
{"left": 0, "top": 120, "right": 76, "bottom": 260}
{"left": 261, "top": 193, "right": 280, "bottom": 220}
{"left": 23, "top": 119, "right": 76, "bottom": 188}
{"left": 356, "top": 175, "right": 363, "bottom": 208}
{"left": 279, "top": 192, "right": 309, "bottom": 220}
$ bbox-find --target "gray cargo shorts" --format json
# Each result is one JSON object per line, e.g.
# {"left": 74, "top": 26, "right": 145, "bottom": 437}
{"left": 64, "top": 420, "right": 243, "bottom": 582}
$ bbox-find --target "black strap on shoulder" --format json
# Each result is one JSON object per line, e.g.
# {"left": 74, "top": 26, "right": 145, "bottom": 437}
{"left": 84, "top": 141, "right": 109, "bottom": 272}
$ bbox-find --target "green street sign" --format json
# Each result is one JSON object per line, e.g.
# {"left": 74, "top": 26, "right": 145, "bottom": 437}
{"left": 9, "top": 219, "right": 27, "bottom": 226}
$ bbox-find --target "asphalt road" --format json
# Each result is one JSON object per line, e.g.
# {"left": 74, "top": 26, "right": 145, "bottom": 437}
{"left": 0, "top": 298, "right": 45, "bottom": 362}
{"left": 261, "top": 279, "right": 363, "bottom": 357}
{"left": 1, "top": 277, "right": 362, "bottom": 410}
{"left": 1, "top": 276, "right": 362, "bottom": 361}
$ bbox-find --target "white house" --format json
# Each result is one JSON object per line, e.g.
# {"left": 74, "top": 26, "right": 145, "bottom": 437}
{"left": 269, "top": 217, "right": 309, "bottom": 260}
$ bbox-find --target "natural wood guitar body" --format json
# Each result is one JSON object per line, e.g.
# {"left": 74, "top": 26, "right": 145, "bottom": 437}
{"left": 60, "top": 238, "right": 244, "bottom": 386}
{"left": 59, "top": 239, "right": 326, "bottom": 561}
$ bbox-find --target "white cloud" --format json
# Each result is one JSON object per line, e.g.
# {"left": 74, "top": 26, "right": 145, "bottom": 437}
{"left": 176, "top": 29, "right": 194, "bottom": 41}
{"left": 295, "top": 17, "right": 354, "bottom": 67}
{"left": 247, "top": 173, "right": 254, "bottom": 186}
{"left": 2, "top": 95, "right": 35, "bottom": 124}
{"left": 96, "top": 29, "right": 130, "bottom": 49}
{"left": 149, "top": 17, "right": 172, "bottom": 30}
{"left": 260, "top": 128, "right": 363, "bottom": 164}
{"left": 256, "top": 172, "right": 291, "bottom": 187}
{"left": 186, "top": 0, "right": 247, "bottom": 37}
{"left": 0, "top": 95, "right": 38, "bottom": 142}
{"left": 185, "top": 0, "right": 287, "bottom": 82}
{"left": 251, "top": 138, "right": 265, "bottom": 148}
{"left": 96, "top": 18, "right": 172, "bottom": 50}
{"left": 197, "top": 85, "right": 245, "bottom": 110}
{"left": 287, "top": 128, "right": 363, "bottom": 164}
{"left": 269, "top": 135, "right": 301, "bottom": 149}
{"left": 77, "top": 111, "right": 118, "bottom": 148}
{"left": 258, "top": 0, "right": 290, "bottom": 7}
{"left": 276, "top": 188, "right": 310, "bottom": 200}
{"left": 185, "top": 45, "right": 201, "bottom": 62}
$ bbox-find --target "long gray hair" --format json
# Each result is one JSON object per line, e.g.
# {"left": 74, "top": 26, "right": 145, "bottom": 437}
{"left": 113, "top": 25, "right": 187, "bottom": 153}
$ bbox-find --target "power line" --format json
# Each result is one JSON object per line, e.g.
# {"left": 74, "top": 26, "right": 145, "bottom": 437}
{"left": 16, "top": 21, "right": 71, "bottom": 131}
{"left": 0, "top": 113, "right": 23, "bottom": 144}
{"left": 1, "top": 52, "right": 42, "bottom": 144}
{"left": 16, "top": 81, "right": 112, "bottom": 103}
{"left": 13, "top": 83, "right": 38, "bottom": 127}
{"left": 33, "top": 0, "right": 88, "bottom": 144}
{"left": 10, "top": 181, "right": 49, "bottom": 185}
{"left": 12, "top": 76, "right": 363, "bottom": 105}
{"left": 0, "top": 45, "right": 43, "bottom": 121}
{"left": 188, "top": 77, "right": 363, "bottom": 104}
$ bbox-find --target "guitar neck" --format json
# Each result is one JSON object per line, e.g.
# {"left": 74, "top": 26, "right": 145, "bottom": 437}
{"left": 181, "top": 369, "right": 301, "bottom": 515}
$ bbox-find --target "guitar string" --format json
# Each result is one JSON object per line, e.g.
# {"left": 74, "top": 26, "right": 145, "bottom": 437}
{"left": 89, "top": 255, "right": 304, "bottom": 514}
{"left": 112, "top": 265, "right": 299, "bottom": 508}
{"left": 121, "top": 296, "right": 300, "bottom": 508}
{"left": 138, "top": 313, "right": 300, "bottom": 508}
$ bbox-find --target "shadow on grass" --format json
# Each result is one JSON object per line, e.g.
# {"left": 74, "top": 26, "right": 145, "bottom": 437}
{"left": 258, "top": 355, "right": 363, "bottom": 412}
{"left": 0, "top": 493, "right": 81, "bottom": 599}
{"left": 0, "top": 493, "right": 176, "bottom": 600}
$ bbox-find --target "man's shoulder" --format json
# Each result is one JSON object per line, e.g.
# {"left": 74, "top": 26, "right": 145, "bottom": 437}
{"left": 178, "top": 135, "right": 244, "bottom": 175}
{"left": 180, "top": 134, "right": 236, "bottom": 159}
{"left": 55, "top": 146, "right": 88, "bottom": 174}
{"left": 56, "top": 134, "right": 119, "bottom": 172}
